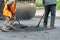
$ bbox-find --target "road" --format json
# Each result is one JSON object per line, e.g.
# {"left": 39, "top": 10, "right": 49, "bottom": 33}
{"left": 0, "top": 17, "right": 60, "bottom": 40}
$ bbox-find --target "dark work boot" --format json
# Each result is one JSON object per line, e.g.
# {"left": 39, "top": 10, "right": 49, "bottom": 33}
{"left": 50, "top": 24, "right": 56, "bottom": 29}
{"left": 43, "top": 23, "right": 47, "bottom": 28}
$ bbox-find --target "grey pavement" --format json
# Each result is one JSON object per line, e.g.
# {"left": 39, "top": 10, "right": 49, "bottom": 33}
{"left": 0, "top": 17, "right": 60, "bottom": 40}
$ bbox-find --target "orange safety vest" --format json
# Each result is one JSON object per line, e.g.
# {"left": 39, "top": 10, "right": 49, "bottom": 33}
{"left": 3, "top": 0, "right": 16, "bottom": 18}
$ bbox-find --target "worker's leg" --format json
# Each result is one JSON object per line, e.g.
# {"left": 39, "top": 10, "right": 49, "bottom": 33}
{"left": 9, "top": 16, "right": 16, "bottom": 30}
{"left": 2, "top": 17, "right": 10, "bottom": 32}
{"left": 50, "top": 4, "right": 56, "bottom": 28}
{"left": 43, "top": 5, "right": 50, "bottom": 27}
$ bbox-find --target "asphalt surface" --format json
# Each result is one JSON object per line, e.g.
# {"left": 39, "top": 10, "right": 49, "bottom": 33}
{"left": 0, "top": 17, "right": 60, "bottom": 40}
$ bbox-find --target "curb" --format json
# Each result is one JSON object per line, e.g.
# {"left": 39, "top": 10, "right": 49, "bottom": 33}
{"left": 36, "top": 7, "right": 44, "bottom": 10}
{"left": 34, "top": 16, "right": 60, "bottom": 19}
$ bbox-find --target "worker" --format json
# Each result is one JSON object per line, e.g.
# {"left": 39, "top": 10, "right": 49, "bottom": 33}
{"left": 2, "top": 0, "right": 16, "bottom": 32}
{"left": 43, "top": 0, "right": 56, "bottom": 28}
